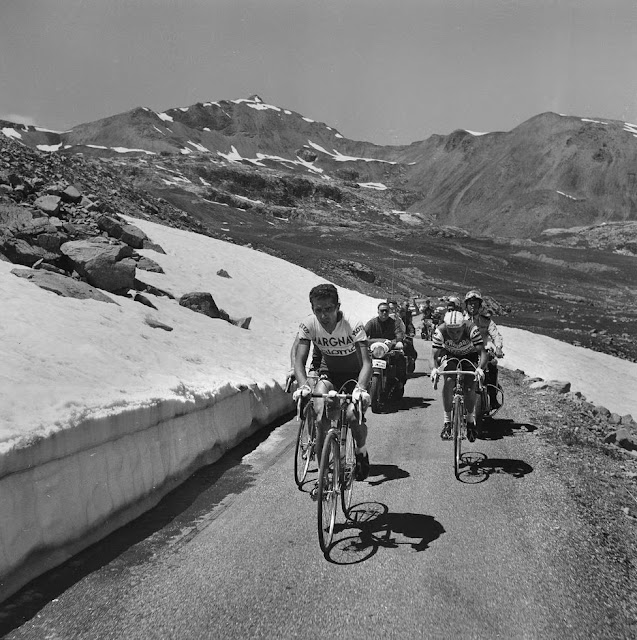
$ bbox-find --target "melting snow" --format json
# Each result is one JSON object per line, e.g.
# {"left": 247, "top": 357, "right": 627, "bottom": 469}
{"left": 581, "top": 118, "right": 607, "bottom": 125}
{"left": 359, "top": 182, "right": 388, "bottom": 190}
{"left": 179, "top": 148, "right": 192, "bottom": 155}
{"left": 112, "top": 147, "right": 156, "bottom": 155}
{"left": 307, "top": 140, "right": 395, "bottom": 164}
{"left": 199, "top": 177, "right": 211, "bottom": 186}
{"left": 157, "top": 112, "right": 174, "bottom": 122}
{"left": 152, "top": 125, "right": 165, "bottom": 135}
{"left": 465, "top": 130, "right": 489, "bottom": 136}
{"left": 36, "top": 143, "right": 63, "bottom": 152}
{"left": 187, "top": 140, "right": 209, "bottom": 153}
{"left": 557, "top": 190, "right": 577, "bottom": 200}
{"left": 302, "top": 117, "right": 315, "bottom": 123}
{"left": 2, "top": 128, "right": 22, "bottom": 140}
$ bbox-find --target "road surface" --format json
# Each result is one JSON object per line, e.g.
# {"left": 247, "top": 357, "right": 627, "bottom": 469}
{"left": 1, "top": 338, "right": 621, "bottom": 638}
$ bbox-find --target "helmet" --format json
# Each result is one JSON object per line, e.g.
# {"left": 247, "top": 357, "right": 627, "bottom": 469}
{"left": 447, "top": 296, "right": 461, "bottom": 308}
{"left": 444, "top": 311, "right": 464, "bottom": 328}
{"left": 464, "top": 289, "right": 483, "bottom": 303}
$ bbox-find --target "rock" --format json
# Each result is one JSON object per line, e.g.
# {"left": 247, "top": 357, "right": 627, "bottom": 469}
{"left": 61, "top": 185, "right": 82, "bottom": 203}
{"left": 34, "top": 195, "right": 62, "bottom": 215}
{"left": 529, "top": 381, "right": 549, "bottom": 390}
{"left": 136, "top": 256, "right": 164, "bottom": 273}
{"left": 609, "top": 413, "right": 622, "bottom": 425}
{"left": 235, "top": 316, "right": 251, "bottom": 330}
{"left": 526, "top": 377, "right": 544, "bottom": 384}
{"left": 296, "top": 147, "right": 318, "bottom": 162}
{"left": 60, "top": 237, "right": 136, "bottom": 293}
{"left": 144, "top": 316, "right": 173, "bottom": 331}
{"left": 605, "top": 428, "right": 637, "bottom": 451}
{"left": 120, "top": 223, "right": 148, "bottom": 249}
{"left": 594, "top": 406, "right": 611, "bottom": 418}
{"left": 11, "top": 268, "right": 116, "bottom": 303}
{"left": 134, "top": 278, "right": 174, "bottom": 298}
{"left": 97, "top": 214, "right": 124, "bottom": 238}
{"left": 547, "top": 380, "right": 571, "bottom": 393}
{"left": 0, "top": 236, "right": 59, "bottom": 266}
{"left": 134, "top": 293, "right": 158, "bottom": 309}
{"left": 179, "top": 292, "right": 221, "bottom": 319}
{"left": 217, "top": 269, "right": 231, "bottom": 278}
{"left": 142, "top": 239, "right": 166, "bottom": 254}
{"left": 620, "top": 414, "right": 635, "bottom": 426}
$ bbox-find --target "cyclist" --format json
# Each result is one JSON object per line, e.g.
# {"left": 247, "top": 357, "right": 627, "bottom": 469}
{"left": 430, "top": 310, "right": 488, "bottom": 442}
{"left": 365, "top": 301, "right": 407, "bottom": 385}
{"left": 293, "top": 284, "right": 372, "bottom": 483}
{"left": 463, "top": 289, "right": 504, "bottom": 409}
{"left": 420, "top": 299, "right": 434, "bottom": 339}
{"left": 287, "top": 335, "right": 322, "bottom": 391}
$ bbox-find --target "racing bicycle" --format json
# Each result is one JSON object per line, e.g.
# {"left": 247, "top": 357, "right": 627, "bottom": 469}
{"left": 433, "top": 357, "right": 484, "bottom": 479}
{"left": 297, "top": 389, "right": 363, "bottom": 554}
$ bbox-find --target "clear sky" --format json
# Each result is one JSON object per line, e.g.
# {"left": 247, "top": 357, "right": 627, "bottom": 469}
{"left": 1, "top": 0, "right": 637, "bottom": 145}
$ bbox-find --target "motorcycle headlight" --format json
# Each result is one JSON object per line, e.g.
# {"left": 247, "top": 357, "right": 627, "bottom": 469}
{"left": 371, "top": 343, "right": 387, "bottom": 359}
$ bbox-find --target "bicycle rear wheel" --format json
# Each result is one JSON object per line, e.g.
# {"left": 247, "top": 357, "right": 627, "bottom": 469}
{"left": 340, "top": 425, "right": 355, "bottom": 518}
{"left": 317, "top": 433, "right": 340, "bottom": 554}
{"left": 453, "top": 396, "right": 463, "bottom": 479}
{"left": 294, "top": 403, "right": 315, "bottom": 487}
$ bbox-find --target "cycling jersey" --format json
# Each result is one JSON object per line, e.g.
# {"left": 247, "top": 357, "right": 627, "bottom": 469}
{"left": 298, "top": 312, "right": 367, "bottom": 374}
{"left": 432, "top": 321, "right": 483, "bottom": 357}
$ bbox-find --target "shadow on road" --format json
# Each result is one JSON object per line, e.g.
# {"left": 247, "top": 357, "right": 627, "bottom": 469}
{"left": 367, "top": 463, "right": 410, "bottom": 486}
{"left": 478, "top": 418, "right": 538, "bottom": 441}
{"left": 381, "top": 396, "right": 432, "bottom": 414}
{"left": 327, "top": 502, "right": 445, "bottom": 565}
{"left": 456, "top": 452, "right": 534, "bottom": 484}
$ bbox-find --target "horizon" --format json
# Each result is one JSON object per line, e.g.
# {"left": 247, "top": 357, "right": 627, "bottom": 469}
{"left": 1, "top": 0, "right": 637, "bottom": 146}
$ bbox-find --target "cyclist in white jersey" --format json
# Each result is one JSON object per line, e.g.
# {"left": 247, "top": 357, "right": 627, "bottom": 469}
{"left": 293, "top": 284, "right": 372, "bottom": 482}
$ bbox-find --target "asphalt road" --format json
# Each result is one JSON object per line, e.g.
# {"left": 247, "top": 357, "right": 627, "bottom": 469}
{"left": 2, "top": 338, "right": 621, "bottom": 639}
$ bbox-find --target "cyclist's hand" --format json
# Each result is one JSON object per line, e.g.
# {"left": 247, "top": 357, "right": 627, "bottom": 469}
{"left": 475, "top": 367, "right": 485, "bottom": 383}
{"left": 430, "top": 367, "right": 439, "bottom": 382}
{"left": 395, "top": 341, "right": 403, "bottom": 350}
{"left": 292, "top": 384, "right": 312, "bottom": 402}
{"left": 352, "top": 386, "right": 371, "bottom": 409}
{"left": 495, "top": 347, "right": 504, "bottom": 358}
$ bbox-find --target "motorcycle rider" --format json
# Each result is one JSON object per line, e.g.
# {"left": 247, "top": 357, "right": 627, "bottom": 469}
{"left": 365, "top": 301, "right": 408, "bottom": 386}
{"left": 421, "top": 299, "right": 434, "bottom": 339}
{"left": 430, "top": 310, "right": 488, "bottom": 442}
{"left": 388, "top": 300, "right": 417, "bottom": 366}
{"left": 463, "top": 289, "right": 504, "bottom": 409}
{"left": 293, "top": 284, "right": 372, "bottom": 482}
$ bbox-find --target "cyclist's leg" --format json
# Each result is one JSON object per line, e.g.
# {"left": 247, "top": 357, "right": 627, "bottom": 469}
{"left": 313, "top": 377, "right": 333, "bottom": 457}
{"left": 440, "top": 359, "right": 455, "bottom": 438}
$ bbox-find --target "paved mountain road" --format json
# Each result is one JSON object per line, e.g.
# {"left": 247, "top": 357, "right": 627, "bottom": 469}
{"left": 3, "top": 339, "right": 620, "bottom": 638}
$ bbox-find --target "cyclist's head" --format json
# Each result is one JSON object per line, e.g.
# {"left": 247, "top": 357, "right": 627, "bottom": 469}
{"left": 425, "top": 299, "right": 431, "bottom": 306}
{"left": 444, "top": 311, "right": 465, "bottom": 339}
{"left": 309, "top": 283, "right": 339, "bottom": 307}
{"left": 377, "top": 302, "right": 390, "bottom": 318}
{"left": 387, "top": 299, "right": 397, "bottom": 313}
{"left": 447, "top": 296, "right": 461, "bottom": 311}
{"left": 464, "top": 290, "right": 483, "bottom": 310}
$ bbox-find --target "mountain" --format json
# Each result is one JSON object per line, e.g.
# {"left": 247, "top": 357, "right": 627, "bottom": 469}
{"left": 3, "top": 97, "right": 637, "bottom": 238}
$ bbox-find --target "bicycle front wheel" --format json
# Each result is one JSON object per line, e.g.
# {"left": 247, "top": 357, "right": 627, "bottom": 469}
{"left": 294, "top": 403, "right": 315, "bottom": 487}
{"left": 340, "top": 426, "right": 355, "bottom": 518}
{"left": 453, "top": 396, "right": 463, "bottom": 479}
{"left": 317, "top": 434, "right": 340, "bottom": 554}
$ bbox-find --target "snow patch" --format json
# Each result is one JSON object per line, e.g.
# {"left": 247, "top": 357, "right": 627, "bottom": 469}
{"left": 2, "top": 128, "right": 22, "bottom": 140}
{"left": 157, "top": 112, "right": 174, "bottom": 122}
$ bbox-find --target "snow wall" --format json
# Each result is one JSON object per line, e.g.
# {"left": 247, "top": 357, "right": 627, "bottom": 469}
{"left": 0, "top": 382, "right": 292, "bottom": 602}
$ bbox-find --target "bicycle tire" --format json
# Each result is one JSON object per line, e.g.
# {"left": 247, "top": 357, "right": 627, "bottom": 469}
{"left": 317, "top": 433, "right": 340, "bottom": 554}
{"left": 340, "top": 425, "right": 355, "bottom": 517}
{"left": 475, "top": 389, "right": 484, "bottom": 431}
{"left": 453, "top": 395, "right": 463, "bottom": 479}
{"left": 294, "top": 403, "right": 315, "bottom": 487}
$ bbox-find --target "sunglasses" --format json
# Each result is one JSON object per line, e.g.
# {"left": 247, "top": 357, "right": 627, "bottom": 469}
{"left": 379, "top": 309, "right": 389, "bottom": 313}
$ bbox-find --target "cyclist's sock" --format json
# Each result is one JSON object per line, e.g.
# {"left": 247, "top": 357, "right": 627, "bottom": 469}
{"left": 355, "top": 445, "right": 368, "bottom": 455}
{"left": 467, "top": 411, "right": 476, "bottom": 423}
{"left": 444, "top": 411, "right": 452, "bottom": 422}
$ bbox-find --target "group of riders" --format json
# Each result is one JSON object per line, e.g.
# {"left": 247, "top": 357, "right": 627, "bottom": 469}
{"left": 290, "top": 283, "right": 504, "bottom": 489}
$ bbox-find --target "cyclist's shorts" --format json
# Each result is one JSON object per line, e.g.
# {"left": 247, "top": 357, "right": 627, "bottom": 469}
{"left": 442, "top": 356, "right": 479, "bottom": 390}
{"left": 318, "top": 371, "right": 359, "bottom": 394}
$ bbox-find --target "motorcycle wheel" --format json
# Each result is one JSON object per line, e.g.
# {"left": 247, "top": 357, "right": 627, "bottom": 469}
{"left": 392, "top": 381, "right": 404, "bottom": 401}
{"left": 370, "top": 376, "right": 382, "bottom": 414}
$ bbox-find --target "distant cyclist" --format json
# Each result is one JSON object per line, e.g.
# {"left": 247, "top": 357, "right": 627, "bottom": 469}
{"left": 293, "top": 284, "right": 372, "bottom": 483}
{"left": 463, "top": 289, "right": 504, "bottom": 409}
{"left": 430, "top": 310, "right": 488, "bottom": 442}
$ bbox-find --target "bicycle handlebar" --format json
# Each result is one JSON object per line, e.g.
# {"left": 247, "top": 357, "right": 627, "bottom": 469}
{"left": 296, "top": 392, "right": 364, "bottom": 426}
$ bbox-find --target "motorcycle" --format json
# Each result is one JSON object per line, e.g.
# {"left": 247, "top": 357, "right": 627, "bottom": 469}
{"left": 474, "top": 351, "right": 505, "bottom": 428}
{"left": 368, "top": 340, "right": 407, "bottom": 413}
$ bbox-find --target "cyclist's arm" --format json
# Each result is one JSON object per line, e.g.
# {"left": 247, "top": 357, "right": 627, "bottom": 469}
{"left": 355, "top": 342, "right": 372, "bottom": 390}
{"left": 487, "top": 320, "right": 504, "bottom": 351}
{"left": 294, "top": 338, "right": 311, "bottom": 387}
{"left": 289, "top": 334, "right": 300, "bottom": 369}
{"left": 477, "top": 344, "right": 489, "bottom": 370}
{"left": 432, "top": 347, "right": 446, "bottom": 368}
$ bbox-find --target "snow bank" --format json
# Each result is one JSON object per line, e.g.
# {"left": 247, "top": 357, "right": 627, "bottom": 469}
{"left": 499, "top": 326, "right": 637, "bottom": 417}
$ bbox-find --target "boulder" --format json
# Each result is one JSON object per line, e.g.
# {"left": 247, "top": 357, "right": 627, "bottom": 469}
{"left": 120, "top": 223, "right": 148, "bottom": 249}
{"left": 34, "top": 195, "right": 62, "bottom": 215}
{"left": 11, "top": 268, "right": 116, "bottom": 303}
{"left": 179, "top": 292, "right": 221, "bottom": 319}
{"left": 134, "top": 293, "right": 158, "bottom": 309}
{"left": 144, "top": 316, "right": 173, "bottom": 331}
{"left": 60, "top": 238, "right": 136, "bottom": 292}
{"left": 217, "top": 269, "right": 231, "bottom": 278}
{"left": 136, "top": 256, "right": 164, "bottom": 273}
{"left": 61, "top": 185, "right": 82, "bottom": 203}
{"left": 0, "top": 237, "right": 59, "bottom": 266}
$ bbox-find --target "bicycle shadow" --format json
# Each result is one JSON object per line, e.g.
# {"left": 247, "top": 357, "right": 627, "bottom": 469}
{"left": 456, "top": 452, "right": 534, "bottom": 484}
{"left": 366, "top": 463, "right": 410, "bottom": 486}
{"left": 478, "top": 418, "right": 538, "bottom": 441}
{"left": 381, "top": 396, "right": 431, "bottom": 413}
{"left": 327, "top": 502, "right": 445, "bottom": 565}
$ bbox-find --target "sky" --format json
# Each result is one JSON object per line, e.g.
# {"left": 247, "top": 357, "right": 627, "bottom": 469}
{"left": 1, "top": 0, "right": 637, "bottom": 145}
{"left": 2, "top": 214, "right": 636, "bottom": 453}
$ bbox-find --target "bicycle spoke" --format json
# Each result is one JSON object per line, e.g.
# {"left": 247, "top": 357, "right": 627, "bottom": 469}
{"left": 317, "top": 435, "right": 339, "bottom": 553}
